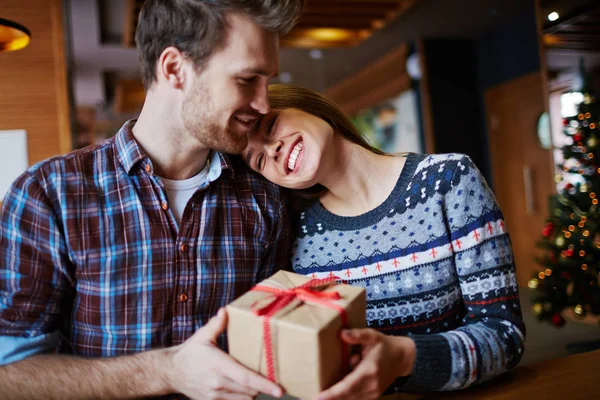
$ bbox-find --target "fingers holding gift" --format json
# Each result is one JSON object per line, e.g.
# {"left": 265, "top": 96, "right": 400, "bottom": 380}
{"left": 169, "top": 308, "right": 283, "bottom": 399}
{"left": 196, "top": 308, "right": 228, "bottom": 344}
{"left": 340, "top": 328, "right": 381, "bottom": 347}
{"left": 219, "top": 353, "right": 283, "bottom": 397}
{"left": 313, "top": 359, "right": 384, "bottom": 400}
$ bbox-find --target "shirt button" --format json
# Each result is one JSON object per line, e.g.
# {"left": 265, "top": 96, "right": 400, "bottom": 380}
{"left": 145, "top": 164, "right": 151, "bottom": 173}
{"left": 180, "top": 243, "right": 188, "bottom": 252}
{"left": 178, "top": 293, "right": 188, "bottom": 302}
{"left": 161, "top": 202, "right": 169, "bottom": 210}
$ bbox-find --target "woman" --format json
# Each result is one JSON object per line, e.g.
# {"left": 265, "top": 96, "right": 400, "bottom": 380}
{"left": 242, "top": 85, "right": 525, "bottom": 400}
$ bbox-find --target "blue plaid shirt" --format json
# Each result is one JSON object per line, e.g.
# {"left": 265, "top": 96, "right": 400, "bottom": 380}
{"left": 0, "top": 120, "right": 291, "bottom": 361}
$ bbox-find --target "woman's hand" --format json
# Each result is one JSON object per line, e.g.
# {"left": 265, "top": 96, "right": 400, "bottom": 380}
{"left": 314, "top": 329, "right": 416, "bottom": 400}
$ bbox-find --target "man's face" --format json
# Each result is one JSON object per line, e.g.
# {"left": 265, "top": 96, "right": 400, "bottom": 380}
{"left": 181, "top": 13, "right": 279, "bottom": 154}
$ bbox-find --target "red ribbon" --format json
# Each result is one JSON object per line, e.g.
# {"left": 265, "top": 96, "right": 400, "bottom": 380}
{"left": 251, "top": 277, "right": 349, "bottom": 382}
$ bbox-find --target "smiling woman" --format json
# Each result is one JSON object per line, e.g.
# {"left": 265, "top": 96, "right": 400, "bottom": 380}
{"left": 242, "top": 84, "right": 526, "bottom": 399}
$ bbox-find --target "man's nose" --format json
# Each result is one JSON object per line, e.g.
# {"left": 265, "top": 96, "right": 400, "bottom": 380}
{"left": 251, "top": 85, "right": 270, "bottom": 115}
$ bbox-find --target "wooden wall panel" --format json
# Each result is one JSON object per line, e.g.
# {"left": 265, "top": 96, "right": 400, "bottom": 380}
{"left": 0, "top": 0, "right": 72, "bottom": 167}
{"left": 324, "top": 44, "right": 411, "bottom": 116}
{"left": 485, "top": 72, "right": 555, "bottom": 286}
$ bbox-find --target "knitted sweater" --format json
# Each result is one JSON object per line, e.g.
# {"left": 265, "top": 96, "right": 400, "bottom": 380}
{"left": 290, "top": 153, "right": 525, "bottom": 392}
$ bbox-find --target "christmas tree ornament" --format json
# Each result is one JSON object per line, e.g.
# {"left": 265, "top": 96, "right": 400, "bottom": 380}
{"left": 551, "top": 313, "right": 566, "bottom": 328}
{"left": 566, "top": 249, "right": 574, "bottom": 257}
{"left": 555, "top": 174, "right": 563, "bottom": 183}
{"left": 528, "top": 278, "right": 539, "bottom": 289}
{"left": 556, "top": 236, "right": 565, "bottom": 247}
{"left": 532, "top": 303, "right": 543, "bottom": 316}
{"left": 574, "top": 304, "right": 584, "bottom": 316}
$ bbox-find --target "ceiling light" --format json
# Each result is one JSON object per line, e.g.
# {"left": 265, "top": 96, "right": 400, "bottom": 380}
{"left": 305, "top": 28, "right": 353, "bottom": 42}
{"left": 0, "top": 18, "right": 31, "bottom": 52}
{"left": 309, "top": 49, "right": 323, "bottom": 60}
{"left": 279, "top": 72, "right": 292, "bottom": 83}
{"left": 548, "top": 12, "right": 559, "bottom": 22}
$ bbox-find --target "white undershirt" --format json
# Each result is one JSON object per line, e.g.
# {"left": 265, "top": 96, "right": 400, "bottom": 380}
{"left": 159, "top": 164, "right": 209, "bottom": 225}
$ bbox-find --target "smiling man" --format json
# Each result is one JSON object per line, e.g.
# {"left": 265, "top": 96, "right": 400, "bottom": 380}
{"left": 0, "top": 1, "right": 303, "bottom": 399}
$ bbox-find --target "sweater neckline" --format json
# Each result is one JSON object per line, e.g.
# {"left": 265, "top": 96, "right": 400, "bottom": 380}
{"left": 307, "top": 152, "right": 419, "bottom": 230}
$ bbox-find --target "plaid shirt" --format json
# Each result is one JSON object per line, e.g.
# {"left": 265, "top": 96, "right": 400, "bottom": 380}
{"left": 0, "top": 120, "right": 291, "bottom": 358}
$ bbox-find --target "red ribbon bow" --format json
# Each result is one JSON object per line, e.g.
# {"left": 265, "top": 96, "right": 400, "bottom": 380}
{"left": 251, "top": 276, "right": 349, "bottom": 382}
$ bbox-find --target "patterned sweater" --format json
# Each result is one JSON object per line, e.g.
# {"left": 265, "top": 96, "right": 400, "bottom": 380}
{"left": 290, "top": 153, "right": 525, "bottom": 392}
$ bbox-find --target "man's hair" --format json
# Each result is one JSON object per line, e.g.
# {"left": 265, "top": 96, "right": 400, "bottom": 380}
{"left": 135, "top": 0, "right": 304, "bottom": 90}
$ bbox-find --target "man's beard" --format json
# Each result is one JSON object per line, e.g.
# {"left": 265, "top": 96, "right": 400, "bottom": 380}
{"left": 181, "top": 81, "right": 249, "bottom": 154}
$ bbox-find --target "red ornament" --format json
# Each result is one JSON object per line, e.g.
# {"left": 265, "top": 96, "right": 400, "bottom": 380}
{"left": 566, "top": 183, "right": 574, "bottom": 190}
{"left": 551, "top": 313, "right": 565, "bottom": 328}
{"left": 573, "top": 133, "right": 584, "bottom": 142}
{"left": 566, "top": 249, "right": 574, "bottom": 257}
{"left": 563, "top": 119, "right": 569, "bottom": 126}
{"left": 542, "top": 229, "right": 550, "bottom": 237}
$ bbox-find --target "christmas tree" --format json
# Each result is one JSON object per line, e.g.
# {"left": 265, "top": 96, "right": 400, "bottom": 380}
{"left": 530, "top": 61, "right": 600, "bottom": 328}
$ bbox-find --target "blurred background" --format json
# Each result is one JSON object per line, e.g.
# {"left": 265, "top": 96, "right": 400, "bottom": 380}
{"left": 2, "top": 0, "right": 600, "bottom": 366}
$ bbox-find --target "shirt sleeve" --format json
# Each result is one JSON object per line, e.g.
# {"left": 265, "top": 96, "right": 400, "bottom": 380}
{"left": 0, "top": 332, "right": 60, "bottom": 366}
{"left": 401, "top": 155, "right": 526, "bottom": 391}
{"left": 257, "top": 191, "right": 293, "bottom": 281}
{"left": 0, "top": 171, "right": 73, "bottom": 361}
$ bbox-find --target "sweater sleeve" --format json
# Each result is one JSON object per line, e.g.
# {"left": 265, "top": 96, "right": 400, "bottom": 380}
{"left": 400, "top": 154, "right": 525, "bottom": 391}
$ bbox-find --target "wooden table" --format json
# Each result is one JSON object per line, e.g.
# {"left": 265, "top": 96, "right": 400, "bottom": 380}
{"left": 384, "top": 349, "right": 600, "bottom": 400}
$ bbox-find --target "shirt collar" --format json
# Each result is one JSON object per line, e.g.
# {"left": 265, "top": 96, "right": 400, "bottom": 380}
{"left": 114, "top": 119, "right": 234, "bottom": 178}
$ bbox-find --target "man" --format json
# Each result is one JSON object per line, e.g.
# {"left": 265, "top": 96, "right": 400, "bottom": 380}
{"left": 0, "top": 1, "right": 303, "bottom": 398}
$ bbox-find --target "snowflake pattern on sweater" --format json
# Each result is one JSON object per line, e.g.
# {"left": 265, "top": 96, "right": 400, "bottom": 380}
{"left": 290, "top": 153, "right": 525, "bottom": 392}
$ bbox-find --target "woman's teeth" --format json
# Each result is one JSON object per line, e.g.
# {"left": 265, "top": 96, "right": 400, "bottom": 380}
{"left": 288, "top": 142, "right": 304, "bottom": 171}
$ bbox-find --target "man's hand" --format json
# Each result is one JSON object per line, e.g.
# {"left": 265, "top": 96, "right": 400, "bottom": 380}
{"left": 314, "top": 329, "right": 416, "bottom": 400}
{"left": 167, "top": 308, "right": 283, "bottom": 400}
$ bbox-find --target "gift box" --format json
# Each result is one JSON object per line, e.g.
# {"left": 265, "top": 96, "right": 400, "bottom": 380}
{"left": 226, "top": 270, "right": 366, "bottom": 399}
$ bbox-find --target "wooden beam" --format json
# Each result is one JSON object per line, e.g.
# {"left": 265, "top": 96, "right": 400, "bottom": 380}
{"left": 309, "top": 0, "right": 401, "bottom": 3}
{"left": 295, "top": 17, "right": 377, "bottom": 29}
{"left": 544, "top": 3, "right": 600, "bottom": 34}
{"left": 551, "top": 33, "right": 600, "bottom": 42}
{"left": 304, "top": 4, "right": 398, "bottom": 15}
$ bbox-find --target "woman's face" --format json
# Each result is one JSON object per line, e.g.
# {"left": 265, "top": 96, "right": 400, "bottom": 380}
{"left": 242, "top": 108, "right": 334, "bottom": 189}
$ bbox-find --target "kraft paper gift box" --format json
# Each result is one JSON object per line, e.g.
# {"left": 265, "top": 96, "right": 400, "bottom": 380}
{"left": 226, "top": 270, "right": 366, "bottom": 400}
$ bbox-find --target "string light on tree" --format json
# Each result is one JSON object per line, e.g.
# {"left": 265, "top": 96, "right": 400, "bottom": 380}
{"left": 530, "top": 59, "right": 600, "bottom": 327}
